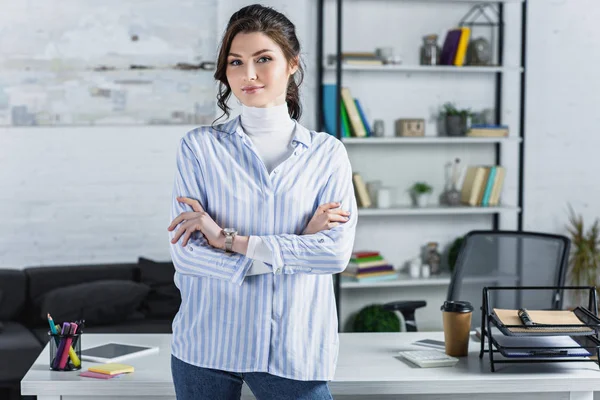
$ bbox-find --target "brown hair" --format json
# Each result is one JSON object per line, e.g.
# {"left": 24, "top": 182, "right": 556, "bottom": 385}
{"left": 213, "top": 4, "right": 304, "bottom": 124}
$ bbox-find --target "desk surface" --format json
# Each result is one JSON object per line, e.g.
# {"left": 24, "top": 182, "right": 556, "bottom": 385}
{"left": 22, "top": 332, "right": 600, "bottom": 398}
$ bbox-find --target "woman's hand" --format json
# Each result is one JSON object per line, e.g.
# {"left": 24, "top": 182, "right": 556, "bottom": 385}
{"left": 303, "top": 202, "right": 350, "bottom": 235}
{"left": 167, "top": 197, "right": 224, "bottom": 249}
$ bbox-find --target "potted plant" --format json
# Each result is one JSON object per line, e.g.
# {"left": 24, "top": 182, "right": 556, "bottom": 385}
{"left": 566, "top": 206, "right": 600, "bottom": 307}
{"left": 410, "top": 182, "right": 433, "bottom": 207}
{"left": 442, "top": 102, "right": 471, "bottom": 136}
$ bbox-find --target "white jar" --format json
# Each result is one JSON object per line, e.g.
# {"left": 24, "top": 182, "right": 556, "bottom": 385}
{"left": 377, "top": 187, "right": 392, "bottom": 208}
{"left": 421, "top": 264, "right": 431, "bottom": 278}
{"left": 409, "top": 259, "right": 421, "bottom": 278}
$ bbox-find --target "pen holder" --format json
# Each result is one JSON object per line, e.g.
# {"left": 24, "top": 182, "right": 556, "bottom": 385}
{"left": 48, "top": 332, "right": 82, "bottom": 371}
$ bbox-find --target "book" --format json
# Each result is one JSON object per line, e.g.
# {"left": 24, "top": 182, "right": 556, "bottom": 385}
{"left": 488, "top": 166, "right": 505, "bottom": 206}
{"left": 453, "top": 27, "right": 471, "bottom": 66}
{"left": 322, "top": 84, "right": 339, "bottom": 136}
{"left": 345, "top": 264, "right": 394, "bottom": 275}
{"left": 354, "top": 99, "right": 372, "bottom": 136}
{"left": 349, "top": 255, "right": 384, "bottom": 263}
{"left": 352, "top": 173, "right": 372, "bottom": 208}
{"left": 347, "top": 260, "right": 390, "bottom": 269}
{"left": 88, "top": 363, "right": 135, "bottom": 376}
{"left": 340, "top": 100, "right": 351, "bottom": 137}
{"left": 342, "top": 273, "right": 399, "bottom": 283}
{"left": 460, "top": 166, "right": 489, "bottom": 206}
{"left": 341, "top": 87, "right": 367, "bottom": 137}
{"left": 481, "top": 166, "right": 496, "bottom": 207}
{"left": 352, "top": 251, "right": 380, "bottom": 258}
{"left": 440, "top": 29, "right": 463, "bottom": 65}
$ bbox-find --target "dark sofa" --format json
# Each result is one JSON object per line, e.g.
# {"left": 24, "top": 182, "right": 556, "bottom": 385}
{"left": 0, "top": 257, "right": 180, "bottom": 400}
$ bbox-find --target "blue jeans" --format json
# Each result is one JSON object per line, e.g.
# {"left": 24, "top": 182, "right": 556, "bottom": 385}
{"left": 171, "top": 355, "right": 333, "bottom": 400}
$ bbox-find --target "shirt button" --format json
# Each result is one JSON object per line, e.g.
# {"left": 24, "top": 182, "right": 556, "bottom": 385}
{"left": 276, "top": 268, "right": 282, "bottom": 274}
{"left": 318, "top": 239, "right": 324, "bottom": 243}
{"left": 273, "top": 170, "right": 278, "bottom": 174}
{"left": 188, "top": 246, "right": 193, "bottom": 251}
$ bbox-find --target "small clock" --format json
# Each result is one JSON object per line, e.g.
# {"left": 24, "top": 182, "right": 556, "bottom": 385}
{"left": 467, "top": 37, "right": 492, "bottom": 66}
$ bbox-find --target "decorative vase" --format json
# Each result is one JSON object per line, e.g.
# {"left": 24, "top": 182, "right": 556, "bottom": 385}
{"left": 445, "top": 184, "right": 461, "bottom": 206}
{"left": 415, "top": 193, "right": 430, "bottom": 207}
{"left": 445, "top": 115, "right": 466, "bottom": 136}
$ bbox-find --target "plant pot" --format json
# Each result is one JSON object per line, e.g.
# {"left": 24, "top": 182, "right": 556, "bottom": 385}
{"left": 445, "top": 115, "right": 467, "bottom": 136}
{"left": 414, "top": 193, "right": 430, "bottom": 207}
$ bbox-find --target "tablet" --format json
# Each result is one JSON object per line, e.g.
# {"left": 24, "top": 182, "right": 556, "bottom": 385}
{"left": 80, "top": 342, "right": 159, "bottom": 363}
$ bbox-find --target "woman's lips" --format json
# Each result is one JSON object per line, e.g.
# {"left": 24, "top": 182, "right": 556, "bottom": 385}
{"left": 242, "top": 86, "right": 264, "bottom": 94}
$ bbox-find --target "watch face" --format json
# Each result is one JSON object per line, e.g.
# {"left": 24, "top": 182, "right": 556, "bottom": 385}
{"left": 223, "top": 228, "right": 236, "bottom": 235}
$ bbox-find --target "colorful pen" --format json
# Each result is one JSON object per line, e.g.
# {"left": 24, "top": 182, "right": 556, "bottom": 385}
{"left": 47, "top": 313, "right": 60, "bottom": 346}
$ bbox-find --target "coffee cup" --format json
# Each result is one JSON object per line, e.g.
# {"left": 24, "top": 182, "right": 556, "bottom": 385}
{"left": 440, "top": 300, "right": 474, "bottom": 357}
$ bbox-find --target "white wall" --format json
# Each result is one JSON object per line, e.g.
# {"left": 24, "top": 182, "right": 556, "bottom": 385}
{"left": 524, "top": 0, "right": 600, "bottom": 233}
{"left": 1, "top": 0, "right": 599, "bottom": 328}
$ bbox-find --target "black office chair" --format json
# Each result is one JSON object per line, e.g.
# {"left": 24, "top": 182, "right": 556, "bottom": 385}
{"left": 383, "top": 230, "right": 571, "bottom": 331}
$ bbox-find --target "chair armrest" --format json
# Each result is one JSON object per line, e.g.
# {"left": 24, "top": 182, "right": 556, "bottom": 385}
{"left": 382, "top": 300, "right": 427, "bottom": 313}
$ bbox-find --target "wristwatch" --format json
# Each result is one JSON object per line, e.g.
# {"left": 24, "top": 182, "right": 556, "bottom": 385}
{"left": 222, "top": 228, "right": 237, "bottom": 253}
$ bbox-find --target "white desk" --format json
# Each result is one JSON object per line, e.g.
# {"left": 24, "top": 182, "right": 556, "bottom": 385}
{"left": 22, "top": 332, "right": 600, "bottom": 400}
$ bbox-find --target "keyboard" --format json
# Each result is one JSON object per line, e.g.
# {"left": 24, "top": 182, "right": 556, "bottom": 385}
{"left": 398, "top": 350, "right": 459, "bottom": 368}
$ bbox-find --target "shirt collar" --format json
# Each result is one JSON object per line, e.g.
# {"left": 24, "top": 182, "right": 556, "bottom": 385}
{"left": 225, "top": 115, "right": 312, "bottom": 148}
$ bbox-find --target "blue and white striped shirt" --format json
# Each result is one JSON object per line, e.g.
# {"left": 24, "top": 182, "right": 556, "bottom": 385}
{"left": 168, "top": 116, "right": 357, "bottom": 381}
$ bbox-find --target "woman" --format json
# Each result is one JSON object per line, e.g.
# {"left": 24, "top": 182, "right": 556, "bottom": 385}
{"left": 166, "top": 4, "right": 357, "bottom": 399}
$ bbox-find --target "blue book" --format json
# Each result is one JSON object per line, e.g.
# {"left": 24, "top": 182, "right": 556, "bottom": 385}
{"left": 481, "top": 166, "right": 496, "bottom": 207}
{"left": 322, "top": 84, "right": 339, "bottom": 136}
{"left": 354, "top": 98, "right": 372, "bottom": 136}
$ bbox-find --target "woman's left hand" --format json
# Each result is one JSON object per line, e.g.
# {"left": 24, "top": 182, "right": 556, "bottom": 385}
{"left": 167, "top": 197, "right": 225, "bottom": 249}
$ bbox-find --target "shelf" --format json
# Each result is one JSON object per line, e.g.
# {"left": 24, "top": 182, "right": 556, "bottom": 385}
{"left": 324, "top": 65, "right": 523, "bottom": 73}
{"left": 357, "top": 205, "right": 520, "bottom": 216}
{"left": 340, "top": 272, "right": 519, "bottom": 289}
{"left": 342, "top": 137, "right": 521, "bottom": 145}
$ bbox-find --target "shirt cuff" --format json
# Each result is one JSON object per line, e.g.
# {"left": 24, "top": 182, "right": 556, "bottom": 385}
{"left": 247, "top": 236, "right": 274, "bottom": 264}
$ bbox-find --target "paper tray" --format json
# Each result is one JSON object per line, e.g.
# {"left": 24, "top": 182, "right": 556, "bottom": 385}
{"left": 490, "top": 334, "right": 599, "bottom": 358}
{"left": 489, "top": 307, "right": 600, "bottom": 337}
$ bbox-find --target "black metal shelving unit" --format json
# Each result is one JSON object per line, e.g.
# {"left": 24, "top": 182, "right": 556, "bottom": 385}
{"left": 316, "top": 0, "right": 528, "bottom": 329}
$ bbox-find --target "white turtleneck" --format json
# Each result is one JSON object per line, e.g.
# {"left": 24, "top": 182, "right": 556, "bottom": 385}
{"left": 240, "top": 103, "right": 296, "bottom": 275}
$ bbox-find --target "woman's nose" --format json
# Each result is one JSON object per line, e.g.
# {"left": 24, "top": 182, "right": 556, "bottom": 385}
{"left": 243, "top": 63, "right": 257, "bottom": 81}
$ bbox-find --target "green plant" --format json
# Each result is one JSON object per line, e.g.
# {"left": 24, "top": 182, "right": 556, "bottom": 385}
{"left": 352, "top": 304, "right": 400, "bottom": 332}
{"left": 442, "top": 102, "right": 471, "bottom": 119}
{"left": 411, "top": 182, "right": 433, "bottom": 195}
{"left": 566, "top": 205, "right": 600, "bottom": 306}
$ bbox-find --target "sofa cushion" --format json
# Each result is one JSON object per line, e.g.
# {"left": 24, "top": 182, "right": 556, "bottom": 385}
{"left": 37, "top": 280, "right": 150, "bottom": 327}
{"left": 0, "top": 270, "right": 27, "bottom": 320}
{"left": 24, "top": 264, "right": 139, "bottom": 327}
{"left": 0, "top": 322, "right": 43, "bottom": 381}
{"left": 138, "top": 257, "right": 181, "bottom": 319}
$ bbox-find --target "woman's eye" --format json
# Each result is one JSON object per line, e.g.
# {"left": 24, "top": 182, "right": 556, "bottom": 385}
{"left": 229, "top": 59, "right": 242, "bottom": 66}
{"left": 257, "top": 56, "right": 271, "bottom": 63}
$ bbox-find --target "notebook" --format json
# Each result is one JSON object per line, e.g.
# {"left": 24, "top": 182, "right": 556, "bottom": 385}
{"left": 493, "top": 308, "right": 593, "bottom": 334}
{"left": 88, "top": 363, "right": 135, "bottom": 376}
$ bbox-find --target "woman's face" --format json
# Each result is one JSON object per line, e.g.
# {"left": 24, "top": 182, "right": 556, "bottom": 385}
{"left": 226, "top": 32, "right": 298, "bottom": 108}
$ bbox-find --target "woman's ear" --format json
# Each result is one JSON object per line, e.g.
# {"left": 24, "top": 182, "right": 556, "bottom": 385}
{"left": 289, "top": 56, "right": 300, "bottom": 75}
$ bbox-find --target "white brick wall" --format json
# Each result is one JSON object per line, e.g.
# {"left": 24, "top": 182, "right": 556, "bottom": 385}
{"left": 1, "top": 0, "right": 599, "bottom": 274}
{"left": 524, "top": 0, "right": 600, "bottom": 233}
{"left": 0, "top": 126, "right": 189, "bottom": 267}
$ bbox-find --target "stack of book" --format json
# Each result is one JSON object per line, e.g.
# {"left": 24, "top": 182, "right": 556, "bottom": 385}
{"left": 328, "top": 52, "right": 384, "bottom": 66}
{"left": 460, "top": 165, "right": 506, "bottom": 206}
{"left": 466, "top": 124, "right": 509, "bottom": 137}
{"left": 322, "top": 84, "right": 371, "bottom": 138}
{"left": 342, "top": 251, "right": 397, "bottom": 283}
